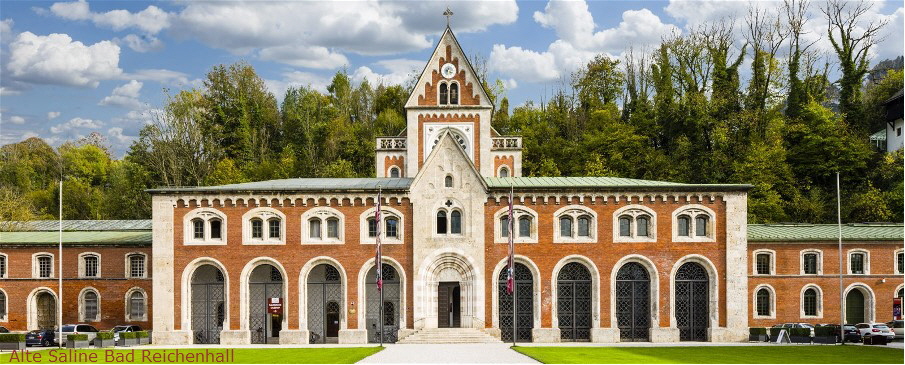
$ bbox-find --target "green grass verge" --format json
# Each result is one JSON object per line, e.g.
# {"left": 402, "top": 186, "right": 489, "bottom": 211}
{"left": 0, "top": 347, "right": 382, "bottom": 364}
{"left": 512, "top": 345, "right": 905, "bottom": 364}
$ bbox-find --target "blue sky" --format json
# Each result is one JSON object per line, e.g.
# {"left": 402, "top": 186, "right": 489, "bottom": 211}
{"left": 1, "top": 0, "right": 902, "bottom": 157}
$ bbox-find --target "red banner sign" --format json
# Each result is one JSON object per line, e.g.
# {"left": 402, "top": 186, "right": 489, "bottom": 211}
{"left": 267, "top": 298, "right": 283, "bottom": 315}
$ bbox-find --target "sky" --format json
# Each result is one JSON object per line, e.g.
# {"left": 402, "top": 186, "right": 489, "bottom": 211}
{"left": 0, "top": 0, "right": 902, "bottom": 157}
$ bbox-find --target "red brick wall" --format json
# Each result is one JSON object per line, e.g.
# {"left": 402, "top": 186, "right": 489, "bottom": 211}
{"left": 384, "top": 156, "right": 404, "bottom": 177}
{"left": 0, "top": 246, "right": 152, "bottom": 331}
{"left": 493, "top": 156, "right": 514, "bottom": 177}
{"left": 417, "top": 45, "right": 481, "bottom": 106}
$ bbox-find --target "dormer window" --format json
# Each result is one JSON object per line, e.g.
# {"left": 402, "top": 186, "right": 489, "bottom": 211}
{"left": 439, "top": 83, "right": 449, "bottom": 105}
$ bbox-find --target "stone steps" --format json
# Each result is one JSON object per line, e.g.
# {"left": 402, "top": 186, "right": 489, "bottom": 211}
{"left": 397, "top": 328, "right": 502, "bottom": 344}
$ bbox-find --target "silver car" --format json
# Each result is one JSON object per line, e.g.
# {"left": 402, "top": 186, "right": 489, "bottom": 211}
{"left": 56, "top": 324, "right": 100, "bottom": 345}
{"left": 855, "top": 323, "right": 895, "bottom": 341}
{"left": 886, "top": 320, "right": 903, "bottom": 340}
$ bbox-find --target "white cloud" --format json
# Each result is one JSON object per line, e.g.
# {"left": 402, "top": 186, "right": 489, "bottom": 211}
{"left": 116, "top": 34, "right": 163, "bottom": 53}
{"left": 504, "top": 79, "right": 518, "bottom": 90}
{"left": 665, "top": 0, "right": 749, "bottom": 29}
{"left": 49, "top": 0, "right": 170, "bottom": 34}
{"left": 258, "top": 45, "right": 348, "bottom": 69}
{"left": 107, "top": 127, "right": 132, "bottom": 144}
{"left": 489, "top": 44, "right": 560, "bottom": 83}
{"left": 47, "top": 111, "right": 61, "bottom": 120}
{"left": 50, "top": 117, "right": 103, "bottom": 134}
{"left": 351, "top": 59, "right": 423, "bottom": 86}
{"left": 122, "top": 68, "right": 189, "bottom": 85}
{"left": 9, "top": 116, "right": 25, "bottom": 124}
{"left": 0, "top": 18, "right": 13, "bottom": 43}
{"left": 99, "top": 80, "right": 144, "bottom": 109}
{"left": 7, "top": 32, "right": 122, "bottom": 88}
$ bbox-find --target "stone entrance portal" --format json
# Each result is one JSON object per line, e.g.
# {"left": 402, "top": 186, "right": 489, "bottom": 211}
{"left": 438, "top": 282, "right": 461, "bottom": 328}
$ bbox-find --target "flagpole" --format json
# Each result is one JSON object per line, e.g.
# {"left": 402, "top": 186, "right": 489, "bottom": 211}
{"left": 510, "top": 184, "right": 516, "bottom": 347}
{"left": 58, "top": 179, "right": 63, "bottom": 349}
{"left": 837, "top": 172, "right": 844, "bottom": 344}
{"left": 377, "top": 186, "right": 383, "bottom": 347}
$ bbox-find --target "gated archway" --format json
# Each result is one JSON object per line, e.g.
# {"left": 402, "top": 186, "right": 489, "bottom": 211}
{"left": 191, "top": 264, "right": 224, "bottom": 344}
{"left": 249, "top": 264, "right": 284, "bottom": 344}
{"left": 366, "top": 264, "right": 400, "bottom": 343}
{"left": 557, "top": 262, "right": 591, "bottom": 342}
{"left": 36, "top": 292, "right": 56, "bottom": 330}
{"left": 675, "top": 262, "right": 709, "bottom": 341}
{"left": 307, "top": 264, "right": 343, "bottom": 344}
{"left": 616, "top": 262, "right": 650, "bottom": 342}
{"left": 845, "top": 289, "right": 866, "bottom": 324}
{"left": 498, "top": 262, "right": 533, "bottom": 342}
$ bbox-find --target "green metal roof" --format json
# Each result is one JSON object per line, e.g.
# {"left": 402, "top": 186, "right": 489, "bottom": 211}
{"left": 1, "top": 220, "right": 150, "bottom": 231}
{"left": 870, "top": 129, "right": 887, "bottom": 141}
{"left": 148, "top": 178, "right": 413, "bottom": 193}
{"left": 748, "top": 223, "right": 904, "bottom": 242}
{"left": 0, "top": 231, "right": 151, "bottom": 245}
{"left": 484, "top": 177, "right": 752, "bottom": 191}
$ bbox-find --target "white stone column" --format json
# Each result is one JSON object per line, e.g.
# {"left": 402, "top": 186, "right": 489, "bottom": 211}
{"left": 151, "top": 195, "right": 192, "bottom": 344}
{"left": 716, "top": 192, "right": 749, "bottom": 342}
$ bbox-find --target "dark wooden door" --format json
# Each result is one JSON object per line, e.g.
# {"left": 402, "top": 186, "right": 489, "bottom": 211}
{"left": 438, "top": 282, "right": 460, "bottom": 328}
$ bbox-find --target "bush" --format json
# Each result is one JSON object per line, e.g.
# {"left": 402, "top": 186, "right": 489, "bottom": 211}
{"left": 0, "top": 334, "right": 26, "bottom": 342}
{"left": 135, "top": 331, "right": 149, "bottom": 339}
{"left": 814, "top": 326, "right": 836, "bottom": 337}
{"left": 769, "top": 327, "right": 783, "bottom": 337}
{"left": 96, "top": 332, "right": 114, "bottom": 340}
{"left": 750, "top": 327, "right": 767, "bottom": 336}
{"left": 121, "top": 332, "right": 137, "bottom": 339}
{"left": 789, "top": 328, "right": 811, "bottom": 337}
{"left": 67, "top": 334, "right": 88, "bottom": 341}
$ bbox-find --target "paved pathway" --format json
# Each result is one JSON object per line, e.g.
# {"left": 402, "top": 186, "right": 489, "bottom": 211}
{"left": 357, "top": 343, "right": 539, "bottom": 364}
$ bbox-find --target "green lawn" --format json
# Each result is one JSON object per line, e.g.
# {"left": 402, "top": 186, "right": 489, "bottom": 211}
{"left": 513, "top": 345, "right": 905, "bottom": 364}
{"left": 0, "top": 347, "right": 382, "bottom": 364}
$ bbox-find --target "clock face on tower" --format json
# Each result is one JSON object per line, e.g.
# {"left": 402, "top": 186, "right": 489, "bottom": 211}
{"left": 441, "top": 63, "right": 456, "bottom": 79}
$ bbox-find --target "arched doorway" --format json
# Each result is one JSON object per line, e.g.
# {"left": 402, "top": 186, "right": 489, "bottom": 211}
{"left": 191, "top": 265, "right": 224, "bottom": 344}
{"left": 36, "top": 292, "right": 56, "bottom": 330}
{"left": 616, "top": 262, "right": 650, "bottom": 342}
{"left": 675, "top": 262, "right": 708, "bottom": 341}
{"left": 557, "top": 262, "right": 591, "bottom": 342}
{"left": 498, "top": 262, "right": 533, "bottom": 342}
{"left": 846, "top": 289, "right": 866, "bottom": 324}
{"left": 249, "top": 264, "right": 283, "bottom": 344}
{"left": 307, "top": 264, "right": 343, "bottom": 344}
{"left": 366, "top": 264, "right": 400, "bottom": 343}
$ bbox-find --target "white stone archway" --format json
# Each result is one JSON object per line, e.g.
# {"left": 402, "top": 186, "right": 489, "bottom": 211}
{"left": 490, "top": 255, "right": 542, "bottom": 332}
{"left": 180, "top": 257, "right": 230, "bottom": 333}
{"left": 357, "top": 256, "right": 408, "bottom": 332}
{"left": 668, "top": 254, "right": 720, "bottom": 342}
{"left": 299, "top": 256, "right": 349, "bottom": 336}
{"left": 26, "top": 287, "right": 57, "bottom": 331}
{"left": 417, "top": 249, "right": 481, "bottom": 329}
{"left": 843, "top": 283, "right": 876, "bottom": 324}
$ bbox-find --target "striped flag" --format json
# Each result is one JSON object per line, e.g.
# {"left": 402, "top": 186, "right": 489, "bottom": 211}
{"left": 375, "top": 189, "right": 383, "bottom": 291}
{"left": 507, "top": 186, "right": 514, "bottom": 295}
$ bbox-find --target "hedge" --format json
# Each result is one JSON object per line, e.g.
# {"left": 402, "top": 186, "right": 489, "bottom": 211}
{"left": 135, "top": 331, "right": 149, "bottom": 339}
{"left": 67, "top": 334, "right": 89, "bottom": 341}
{"left": 120, "top": 332, "right": 137, "bottom": 339}
{"left": 789, "top": 328, "right": 811, "bottom": 337}
{"left": 769, "top": 327, "right": 783, "bottom": 337}
{"left": 749, "top": 327, "right": 767, "bottom": 336}
{"left": 0, "top": 334, "right": 26, "bottom": 342}
{"left": 96, "top": 332, "right": 114, "bottom": 340}
{"left": 815, "top": 326, "right": 836, "bottom": 337}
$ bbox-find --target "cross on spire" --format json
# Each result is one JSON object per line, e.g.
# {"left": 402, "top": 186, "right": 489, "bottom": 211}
{"left": 443, "top": 7, "right": 454, "bottom": 27}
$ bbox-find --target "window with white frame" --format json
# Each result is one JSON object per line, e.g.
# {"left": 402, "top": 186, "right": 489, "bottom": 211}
{"left": 753, "top": 250, "right": 774, "bottom": 275}
{"left": 243, "top": 208, "right": 285, "bottom": 245}
{"left": 360, "top": 207, "right": 404, "bottom": 244}
{"left": 613, "top": 205, "right": 656, "bottom": 242}
{"left": 389, "top": 166, "right": 401, "bottom": 178}
{"left": 848, "top": 250, "right": 869, "bottom": 275}
{"left": 126, "top": 289, "right": 147, "bottom": 321}
{"left": 0, "top": 253, "right": 6, "bottom": 279}
{"left": 554, "top": 207, "right": 596, "bottom": 243}
{"left": 801, "top": 250, "right": 822, "bottom": 275}
{"left": 33, "top": 253, "right": 53, "bottom": 278}
{"left": 303, "top": 208, "right": 344, "bottom": 244}
{"left": 183, "top": 209, "right": 226, "bottom": 245}
{"left": 499, "top": 166, "right": 509, "bottom": 178}
{"left": 672, "top": 205, "right": 715, "bottom": 242}
{"left": 897, "top": 250, "right": 904, "bottom": 275}
{"left": 0, "top": 290, "right": 6, "bottom": 321}
{"left": 80, "top": 289, "right": 100, "bottom": 322}
{"left": 436, "top": 208, "right": 463, "bottom": 236}
{"left": 127, "top": 253, "right": 146, "bottom": 278}
{"left": 495, "top": 206, "right": 537, "bottom": 243}
{"left": 802, "top": 286, "right": 821, "bottom": 318}
{"left": 80, "top": 253, "right": 100, "bottom": 278}
{"left": 754, "top": 286, "right": 773, "bottom": 318}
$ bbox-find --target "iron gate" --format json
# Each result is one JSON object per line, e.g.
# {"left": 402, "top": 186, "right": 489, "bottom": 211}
{"left": 616, "top": 262, "right": 650, "bottom": 342}
{"left": 366, "top": 264, "right": 400, "bottom": 343}
{"left": 249, "top": 265, "right": 283, "bottom": 344}
{"left": 675, "top": 262, "right": 708, "bottom": 341}
{"left": 308, "top": 264, "right": 343, "bottom": 343}
{"left": 845, "top": 289, "right": 865, "bottom": 324}
{"left": 191, "top": 265, "right": 224, "bottom": 344}
{"left": 36, "top": 292, "right": 56, "bottom": 330}
{"left": 499, "top": 263, "right": 533, "bottom": 342}
{"left": 557, "top": 262, "right": 591, "bottom": 342}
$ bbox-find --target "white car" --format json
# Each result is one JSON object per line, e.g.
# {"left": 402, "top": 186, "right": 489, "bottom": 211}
{"left": 886, "top": 320, "right": 903, "bottom": 340}
{"left": 855, "top": 323, "right": 895, "bottom": 341}
{"left": 112, "top": 325, "right": 143, "bottom": 342}
{"left": 56, "top": 324, "right": 100, "bottom": 345}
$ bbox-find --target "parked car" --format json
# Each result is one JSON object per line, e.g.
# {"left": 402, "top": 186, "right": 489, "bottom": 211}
{"left": 776, "top": 322, "right": 816, "bottom": 337}
{"left": 25, "top": 329, "right": 56, "bottom": 347}
{"left": 855, "top": 323, "right": 895, "bottom": 341}
{"left": 816, "top": 324, "right": 862, "bottom": 343}
{"left": 112, "top": 325, "right": 143, "bottom": 342}
{"left": 0, "top": 326, "right": 9, "bottom": 333}
{"left": 56, "top": 324, "right": 100, "bottom": 345}
{"left": 885, "top": 320, "right": 903, "bottom": 340}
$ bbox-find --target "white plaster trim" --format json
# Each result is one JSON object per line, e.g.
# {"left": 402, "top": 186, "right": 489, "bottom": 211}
{"left": 668, "top": 254, "right": 720, "bottom": 336}
{"left": 610, "top": 255, "right": 660, "bottom": 330}
{"left": 846, "top": 249, "right": 871, "bottom": 275}
{"left": 78, "top": 252, "right": 102, "bottom": 278}
{"left": 238, "top": 258, "right": 289, "bottom": 331}
{"left": 497, "top": 164, "right": 510, "bottom": 178}
{"left": 751, "top": 249, "right": 776, "bottom": 276}
{"left": 78, "top": 287, "right": 101, "bottom": 322}
{"left": 124, "top": 252, "right": 149, "bottom": 278}
{"left": 125, "top": 287, "right": 148, "bottom": 322}
{"left": 26, "top": 287, "right": 57, "bottom": 331}
{"left": 799, "top": 284, "right": 823, "bottom": 319}
{"left": 492, "top": 205, "right": 539, "bottom": 244}
{"left": 301, "top": 207, "right": 345, "bottom": 244}
{"left": 752, "top": 284, "right": 776, "bottom": 319}
{"left": 183, "top": 207, "right": 228, "bottom": 245}
{"left": 799, "top": 249, "right": 823, "bottom": 275}
{"left": 179, "top": 258, "right": 230, "bottom": 332}
{"left": 552, "top": 206, "right": 597, "bottom": 244}
{"left": 299, "top": 257, "right": 349, "bottom": 331}
{"left": 356, "top": 256, "right": 408, "bottom": 329}
{"left": 842, "top": 283, "right": 876, "bottom": 323}
{"left": 31, "top": 252, "right": 54, "bottom": 278}
{"left": 388, "top": 165, "right": 402, "bottom": 178}
{"left": 670, "top": 204, "right": 716, "bottom": 242}
{"left": 242, "top": 207, "right": 286, "bottom": 245}
{"left": 612, "top": 205, "right": 656, "bottom": 243}
{"left": 359, "top": 206, "right": 405, "bottom": 245}
{"left": 895, "top": 283, "right": 904, "bottom": 299}
{"left": 490, "top": 255, "right": 542, "bottom": 330}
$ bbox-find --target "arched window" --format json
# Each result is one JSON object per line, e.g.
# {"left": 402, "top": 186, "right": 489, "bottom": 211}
{"left": 756, "top": 288, "right": 771, "bottom": 317}
{"left": 898, "top": 288, "right": 904, "bottom": 299}
{"left": 437, "top": 210, "right": 448, "bottom": 234}
{"left": 251, "top": 218, "right": 263, "bottom": 239}
{"left": 367, "top": 218, "right": 378, "bottom": 237}
{"left": 309, "top": 219, "right": 322, "bottom": 239}
{"left": 499, "top": 166, "right": 509, "bottom": 178}
{"left": 0, "top": 290, "right": 6, "bottom": 321}
{"left": 449, "top": 83, "right": 459, "bottom": 105}
{"left": 386, "top": 217, "right": 399, "bottom": 238}
{"left": 268, "top": 218, "right": 281, "bottom": 239}
{"left": 577, "top": 216, "right": 591, "bottom": 237}
{"left": 897, "top": 250, "right": 904, "bottom": 274}
{"left": 450, "top": 211, "right": 462, "bottom": 234}
{"left": 210, "top": 218, "right": 222, "bottom": 239}
{"left": 83, "top": 254, "right": 99, "bottom": 278}
{"left": 439, "top": 83, "right": 449, "bottom": 105}
{"left": 500, "top": 216, "right": 510, "bottom": 237}
{"left": 83, "top": 290, "right": 99, "bottom": 322}
{"left": 128, "top": 290, "right": 146, "bottom": 321}
{"left": 192, "top": 218, "right": 204, "bottom": 239}
{"left": 677, "top": 215, "right": 690, "bottom": 236}
{"left": 803, "top": 288, "right": 818, "bottom": 316}
{"left": 636, "top": 216, "right": 650, "bottom": 237}
{"left": 673, "top": 206, "right": 715, "bottom": 241}
{"left": 389, "top": 167, "right": 400, "bottom": 178}
{"left": 849, "top": 252, "right": 866, "bottom": 274}
{"left": 0, "top": 254, "right": 6, "bottom": 278}
{"left": 560, "top": 216, "right": 573, "bottom": 237}
{"left": 518, "top": 216, "right": 531, "bottom": 237}
{"left": 803, "top": 253, "right": 819, "bottom": 275}
{"left": 619, "top": 216, "right": 631, "bottom": 237}
{"left": 496, "top": 206, "right": 537, "bottom": 243}
{"left": 326, "top": 218, "right": 339, "bottom": 239}
{"left": 694, "top": 215, "right": 708, "bottom": 236}
{"left": 445, "top": 175, "right": 453, "bottom": 187}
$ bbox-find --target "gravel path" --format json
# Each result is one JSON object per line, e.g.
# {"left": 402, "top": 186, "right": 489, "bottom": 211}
{"left": 357, "top": 343, "right": 539, "bottom": 364}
